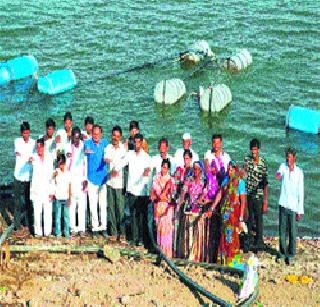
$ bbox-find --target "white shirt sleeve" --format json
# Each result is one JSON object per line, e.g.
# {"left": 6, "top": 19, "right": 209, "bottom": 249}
{"left": 204, "top": 150, "right": 211, "bottom": 161}
{"left": 48, "top": 158, "right": 55, "bottom": 195}
{"left": 104, "top": 145, "right": 112, "bottom": 160}
{"left": 298, "top": 170, "right": 304, "bottom": 214}
{"left": 192, "top": 150, "right": 199, "bottom": 162}
{"left": 225, "top": 152, "right": 231, "bottom": 165}
{"left": 277, "top": 163, "right": 286, "bottom": 177}
{"left": 14, "top": 138, "right": 19, "bottom": 154}
{"left": 115, "top": 151, "right": 129, "bottom": 172}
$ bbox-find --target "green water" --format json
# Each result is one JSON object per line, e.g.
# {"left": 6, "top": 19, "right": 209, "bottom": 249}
{"left": 0, "top": 0, "right": 319, "bottom": 236}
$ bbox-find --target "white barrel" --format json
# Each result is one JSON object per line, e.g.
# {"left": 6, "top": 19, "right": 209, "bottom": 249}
{"left": 224, "top": 49, "right": 252, "bottom": 71}
{"left": 199, "top": 84, "right": 232, "bottom": 112}
{"left": 154, "top": 78, "right": 186, "bottom": 104}
{"left": 191, "top": 40, "right": 214, "bottom": 57}
{"left": 181, "top": 40, "right": 215, "bottom": 63}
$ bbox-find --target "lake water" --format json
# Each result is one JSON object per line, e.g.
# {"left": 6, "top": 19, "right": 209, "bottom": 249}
{"left": 0, "top": 0, "right": 319, "bottom": 236}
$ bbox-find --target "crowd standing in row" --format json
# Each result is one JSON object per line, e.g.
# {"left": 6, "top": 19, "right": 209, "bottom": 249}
{"left": 13, "top": 112, "right": 304, "bottom": 265}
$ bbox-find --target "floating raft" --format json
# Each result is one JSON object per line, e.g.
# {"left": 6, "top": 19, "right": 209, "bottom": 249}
{"left": 286, "top": 105, "right": 320, "bottom": 134}
{"left": 154, "top": 78, "right": 186, "bottom": 104}
{"left": 0, "top": 55, "right": 38, "bottom": 85}
{"left": 199, "top": 84, "right": 232, "bottom": 112}
{"left": 38, "top": 69, "right": 76, "bottom": 95}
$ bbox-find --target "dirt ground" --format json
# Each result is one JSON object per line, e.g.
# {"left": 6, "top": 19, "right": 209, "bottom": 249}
{"left": 0, "top": 235, "right": 319, "bottom": 306}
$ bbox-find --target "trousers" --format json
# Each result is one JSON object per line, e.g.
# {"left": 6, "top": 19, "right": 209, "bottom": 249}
{"left": 69, "top": 191, "right": 86, "bottom": 233}
{"left": 128, "top": 193, "right": 150, "bottom": 248}
{"left": 107, "top": 186, "right": 125, "bottom": 237}
{"left": 279, "top": 206, "right": 297, "bottom": 258}
{"left": 88, "top": 181, "right": 107, "bottom": 232}
{"left": 55, "top": 199, "right": 70, "bottom": 238}
{"left": 33, "top": 198, "right": 52, "bottom": 236}
{"left": 13, "top": 179, "right": 32, "bottom": 230}
{"left": 247, "top": 195, "right": 264, "bottom": 247}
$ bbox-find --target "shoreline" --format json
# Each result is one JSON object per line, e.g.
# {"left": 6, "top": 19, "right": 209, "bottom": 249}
{"left": 0, "top": 235, "right": 318, "bottom": 305}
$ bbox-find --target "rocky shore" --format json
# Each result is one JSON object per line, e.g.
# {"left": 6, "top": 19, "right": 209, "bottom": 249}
{"left": 0, "top": 234, "right": 318, "bottom": 306}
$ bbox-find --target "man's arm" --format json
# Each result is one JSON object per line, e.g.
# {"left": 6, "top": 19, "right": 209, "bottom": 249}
{"left": 296, "top": 170, "right": 304, "bottom": 221}
{"left": 262, "top": 184, "right": 268, "bottom": 213}
{"left": 114, "top": 151, "right": 129, "bottom": 172}
{"left": 239, "top": 193, "right": 247, "bottom": 220}
{"left": 276, "top": 163, "right": 284, "bottom": 181}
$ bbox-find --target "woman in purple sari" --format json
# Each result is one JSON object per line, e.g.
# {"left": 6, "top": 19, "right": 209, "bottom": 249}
{"left": 202, "top": 158, "right": 224, "bottom": 262}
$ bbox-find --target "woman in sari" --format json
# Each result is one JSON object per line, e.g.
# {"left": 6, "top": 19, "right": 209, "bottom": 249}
{"left": 179, "top": 161, "right": 207, "bottom": 262}
{"left": 202, "top": 158, "right": 221, "bottom": 262}
{"left": 173, "top": 149, "right": 193, "bottom": 257}
{"left": 210, "top": 160, "right": 246, "bottom": 266}
{"left": 150, "top": 159, "right": 175, "bottom": 258}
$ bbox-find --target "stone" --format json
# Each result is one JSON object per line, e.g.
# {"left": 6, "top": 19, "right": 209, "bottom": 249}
{"left": 103, "top": 245, "right": 121, "bottom": 263}
{"left": 120, "top": 295, "right": 130, "bottom": 305}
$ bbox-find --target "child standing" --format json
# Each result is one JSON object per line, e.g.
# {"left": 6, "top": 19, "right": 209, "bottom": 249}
{"left": 54, "top": 154, "right": 71, "bottom": 239}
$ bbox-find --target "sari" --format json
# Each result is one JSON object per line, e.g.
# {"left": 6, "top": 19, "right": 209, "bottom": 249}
{"left": 180, "top": 162, "right": 207, "bottom": 262}
{"left": 173, "top": 165, "right": 190, "bottom": 257}
{"left": 203, "top": 158, "right": 223, "bottom": 262}
{"left": 152, "top": 172, "right": 175, "bottom": 258}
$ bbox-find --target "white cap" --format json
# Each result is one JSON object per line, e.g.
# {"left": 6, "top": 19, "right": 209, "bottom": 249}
{"left": 182, "top": 133, "right": 191, "bottom": 140}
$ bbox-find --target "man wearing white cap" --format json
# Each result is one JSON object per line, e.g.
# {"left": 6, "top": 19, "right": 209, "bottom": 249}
{"left": 174, "top": 133, "right": 199, "bottom": 168}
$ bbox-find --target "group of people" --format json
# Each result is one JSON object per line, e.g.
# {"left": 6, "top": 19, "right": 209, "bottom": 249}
{"left": 13, "top": 111, "right": 304, "bottom": 266}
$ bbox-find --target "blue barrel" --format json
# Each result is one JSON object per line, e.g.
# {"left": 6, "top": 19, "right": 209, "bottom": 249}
{"left": 1, "top": 56, "right": 38, "bottom": 83}
{"left": 286, "top": 105, "right": 320, "bottom": 135}
{"left": 0, "top": 65, "right": 10, "bottom": 85}
{"left": 37, "top": 69, "right": 77, "bottom": 95}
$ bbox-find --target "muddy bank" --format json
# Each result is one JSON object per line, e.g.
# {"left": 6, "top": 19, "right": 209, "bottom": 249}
{"left": 0, "top": 235, "right": 318, "bottom": 305}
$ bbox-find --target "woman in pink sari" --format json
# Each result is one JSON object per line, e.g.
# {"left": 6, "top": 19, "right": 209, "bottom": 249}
{"left": 150, "top": 159, "right": 175, "bottom": 258}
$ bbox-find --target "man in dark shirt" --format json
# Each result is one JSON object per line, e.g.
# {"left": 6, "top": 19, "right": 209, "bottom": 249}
{"left": 244, "top": 138, "right": 268, "bottom": 251}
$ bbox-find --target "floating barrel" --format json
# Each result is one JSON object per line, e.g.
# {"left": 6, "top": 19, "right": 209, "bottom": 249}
{"left": 0, "top": 56, "right": 38, "bottom": 85}
{"left": 154, "top": 78, "right": 186, "bottom": 105}
{"left": 0, "top": 66, "right": 10, "bottom": 85}
{"left": 224, "top": 49, "right": 252, "bottom": 71}
{"left": 180, "top": 40, "right": 215, "bottom": 63}
{"left": 38, "top": 69, "right": 76, "bottom": 95}
{"left": 286, "top": 105, "right": 320, "bottom": 134}
{"left": 199, "top": 84, "right": 232, "bottom": 112}
{"left": 191, "top": 40, "right": 214, "bottom": 58}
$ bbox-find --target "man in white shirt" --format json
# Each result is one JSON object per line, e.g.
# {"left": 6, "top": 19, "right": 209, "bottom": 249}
{"left": 104, "top": 125, "right": 126, "bottom": 241}
{"left": 65, "top": 126, "right": 87, "bottom": 235}
{"left": 117, "top": 134, "right": 151, "bottom": 248}
{"left": 81, "top": 116, "right": 94, "bottom": 140}
{"left": 55, "top": 111, "right": 73, "bottom": 155}
{"left": 30, "top": 138, "right": 54, "bottom": 237}
{"left": 276, "top": 147, "right": 304, "bottom": 264}
{"left": 204, "top": 134, "right": 231, "bottom": 184}
{"left": 42, "top": 118, "right": 57, "bottom": 161}
{"left": 13, "top": 121, "right": 35, "bottom": 233}
{"left": 152, "top": 137, "right": 175, "bottom": 175}
{"left": 174, "top": 133, "right": 199, "bottom": 168}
